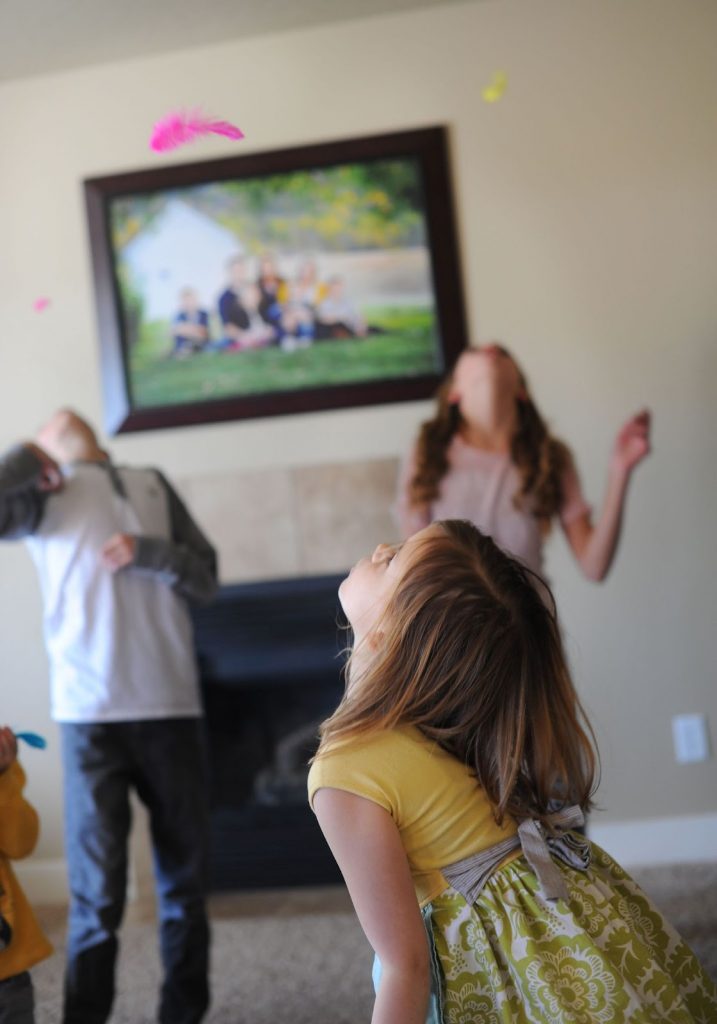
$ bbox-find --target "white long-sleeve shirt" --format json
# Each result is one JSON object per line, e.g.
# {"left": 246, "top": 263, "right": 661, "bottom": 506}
{"left": 1, "top": 447, "right": 217, "bottom": 723}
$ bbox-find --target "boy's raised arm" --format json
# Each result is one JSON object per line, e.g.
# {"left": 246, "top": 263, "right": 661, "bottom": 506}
{"left": 0, "top": 443, "right": 61, "bottom": 539}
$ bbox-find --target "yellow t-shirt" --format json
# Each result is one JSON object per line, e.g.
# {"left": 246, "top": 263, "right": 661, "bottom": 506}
{"left": 308, "top": 725, "right": 518, "bottom": 906}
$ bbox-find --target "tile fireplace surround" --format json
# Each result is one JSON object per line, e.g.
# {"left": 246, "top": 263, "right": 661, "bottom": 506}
{"left": 177, "top": 456, "right": 401, "bottom": 584}
{"left": 178, "top": 456, "right": 401, "bottom": 889}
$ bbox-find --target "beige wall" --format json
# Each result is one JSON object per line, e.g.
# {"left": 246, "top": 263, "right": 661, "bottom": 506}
{"left": 1, "top": 0, "right": 716, "bottom": 875}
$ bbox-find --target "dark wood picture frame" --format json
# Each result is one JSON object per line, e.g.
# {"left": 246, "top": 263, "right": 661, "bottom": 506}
{"left": 84, "top": 125, "right": 468, "bottom": 434}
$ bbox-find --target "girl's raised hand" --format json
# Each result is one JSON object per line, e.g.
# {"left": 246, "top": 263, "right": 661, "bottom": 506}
{"left": 0, "top": 726, "right": 18, "bottom": 774}
{"left": 612, "top": 410, "right": 651, "bottom": 475}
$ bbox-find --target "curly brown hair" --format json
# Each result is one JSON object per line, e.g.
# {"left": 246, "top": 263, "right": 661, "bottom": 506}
{"left": 408, "top": 352, "right": 573, "bottom": 527}
{"left": 317, "top": 521, "right": 598, "bottom": 827}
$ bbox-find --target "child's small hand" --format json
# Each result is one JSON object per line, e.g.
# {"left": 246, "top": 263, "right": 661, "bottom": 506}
{"left": 611, "top": 409, "right": 651, "bottom": 475}
{"left": 0, "top": 727, "right": 18, "bottom": 774}
{"left": 101, "top": 533, "right": 137, "bottom": 572}
{"left": 23, "top": 442, "right": 63, "bottom": 492}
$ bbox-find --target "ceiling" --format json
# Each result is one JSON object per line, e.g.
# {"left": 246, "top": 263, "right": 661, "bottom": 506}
{"left": 0, "top": 0, "right": 467, "bottom": 83}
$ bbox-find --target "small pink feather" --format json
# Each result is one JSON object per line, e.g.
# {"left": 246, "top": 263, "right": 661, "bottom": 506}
{"left": 150, "top": 109, "right": 244, "bottom": 152}
{"left": 33, "top": 297, "right": 51, "bottom": 312}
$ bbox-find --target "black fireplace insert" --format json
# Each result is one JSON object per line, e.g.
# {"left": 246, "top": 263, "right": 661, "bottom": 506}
{"left": 192, "top": 574, "right": 348, "bottom": 890}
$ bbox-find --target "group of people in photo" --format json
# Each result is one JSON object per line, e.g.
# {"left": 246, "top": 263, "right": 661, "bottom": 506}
{"left": 1, "top": 344, "right": 716, "bottom": 1024}
{"left": 171, "top": 253, "right": 372, "bottom": 359}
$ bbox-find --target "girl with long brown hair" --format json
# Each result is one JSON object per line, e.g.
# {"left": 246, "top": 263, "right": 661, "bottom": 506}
{"left": 396, "top": 344, "right": 651, "bottom": 580}
{"left": 309, "top": 521, "right": 716, "bottom": 1024}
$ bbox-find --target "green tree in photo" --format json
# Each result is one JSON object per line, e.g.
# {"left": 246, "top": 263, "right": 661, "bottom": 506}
{"left": 179, "top": 159, "right": 426, "bottom": 252}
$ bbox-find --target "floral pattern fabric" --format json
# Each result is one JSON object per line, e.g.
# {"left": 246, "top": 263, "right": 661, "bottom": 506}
{"left": 426, "top": 842, "right": 717, "bottom": 1023}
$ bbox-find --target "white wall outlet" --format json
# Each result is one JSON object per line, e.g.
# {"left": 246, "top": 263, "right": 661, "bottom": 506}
{"left": 672, "top": 714, "right": 711, "bottom": 764}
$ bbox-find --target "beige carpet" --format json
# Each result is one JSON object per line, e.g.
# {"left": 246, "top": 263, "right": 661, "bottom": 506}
{"left": 32, "top": 863, "right": 717, "bottom": 1024}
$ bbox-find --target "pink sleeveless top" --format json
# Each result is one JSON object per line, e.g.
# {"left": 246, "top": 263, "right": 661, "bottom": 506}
{"left": 394, "top": 436, "right": 590, "bottom": 576}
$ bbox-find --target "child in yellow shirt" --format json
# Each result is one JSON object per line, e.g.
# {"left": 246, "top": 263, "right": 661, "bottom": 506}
{"left": 0, "top": 726, "right": 53, "bottom": 1024}
{"left": 309, "top": 522, "right": 717, "bottom": 1024}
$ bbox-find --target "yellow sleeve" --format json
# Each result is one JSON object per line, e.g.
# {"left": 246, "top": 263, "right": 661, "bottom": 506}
{"left": 0, "top": 762, "right": 40, "bottom": 861}
{"left": 308, "top": 731, "right": 400, "bottom": 818}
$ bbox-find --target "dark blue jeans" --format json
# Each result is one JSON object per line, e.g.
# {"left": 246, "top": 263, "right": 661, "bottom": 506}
{"left": 0, "top": 972, "right": 34, "bottom": 1024}
{"left": 60, "top": 719, "right": 210, "bottom": 1024}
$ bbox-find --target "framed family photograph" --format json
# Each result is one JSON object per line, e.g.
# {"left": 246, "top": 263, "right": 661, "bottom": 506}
{"left": 83, "top": 125, "right": 468, "bottom": 433}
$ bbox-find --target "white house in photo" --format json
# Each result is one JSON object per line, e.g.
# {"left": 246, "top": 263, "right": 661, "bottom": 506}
{"left": 121, "top": 198, "right": 243, "bottom": 320}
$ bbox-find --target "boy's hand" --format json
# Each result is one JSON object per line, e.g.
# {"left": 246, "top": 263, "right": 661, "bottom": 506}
{"left": 23, "top": 442, "right": 63, "bottom": 492}
{"left": 101, "top": 533, "right": 137, "bottom": 572}
{"left": 0, "top": 727, "right": 18, "bottom": 774}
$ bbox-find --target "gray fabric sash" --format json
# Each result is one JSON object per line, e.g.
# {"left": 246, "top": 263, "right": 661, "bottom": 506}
{"left": 441, "top": 805, "right": 590, "bottom": 904}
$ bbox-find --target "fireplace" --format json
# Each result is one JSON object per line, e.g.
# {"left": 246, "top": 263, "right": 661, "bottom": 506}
{"left": 191, "top": 574, "right": 347, "bottom": 890}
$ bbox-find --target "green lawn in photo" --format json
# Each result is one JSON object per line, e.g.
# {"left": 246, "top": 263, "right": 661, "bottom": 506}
{"left": 128, "top": 307, "right": 439, "bottom": 408}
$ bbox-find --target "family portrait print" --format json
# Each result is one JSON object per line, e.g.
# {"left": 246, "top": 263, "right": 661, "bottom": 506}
{"left": 86, "top": 128, "right": 468, "bottom": 432}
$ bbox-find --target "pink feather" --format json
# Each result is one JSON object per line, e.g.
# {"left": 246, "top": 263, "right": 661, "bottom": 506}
{"left": 150, "top": 109, "right": 245, "bottom": 153}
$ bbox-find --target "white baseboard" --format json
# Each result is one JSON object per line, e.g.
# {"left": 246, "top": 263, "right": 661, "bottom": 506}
{"left": 14, "top": 813, "right": 717, "bottom": 905}
{"left": 13, "top": 859, "right": 68, "bottom": 905}
{"left": 587, "top": 812, "right": 717, "bottom": 867}
{"left": 14, "top": 859, "right": 139, "bottom": 906}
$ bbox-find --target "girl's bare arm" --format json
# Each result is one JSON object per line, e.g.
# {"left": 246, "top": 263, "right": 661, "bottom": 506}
{"left": 563, "top": 410, "right": 651, "bottom": 581}
{"left": 314, "top": 787, "right": 430, "bottom": 1024}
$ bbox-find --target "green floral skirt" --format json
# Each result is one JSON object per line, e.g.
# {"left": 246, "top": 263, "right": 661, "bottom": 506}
{"left": 423, "top": 842, "right": 717, "bottom": 1023}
